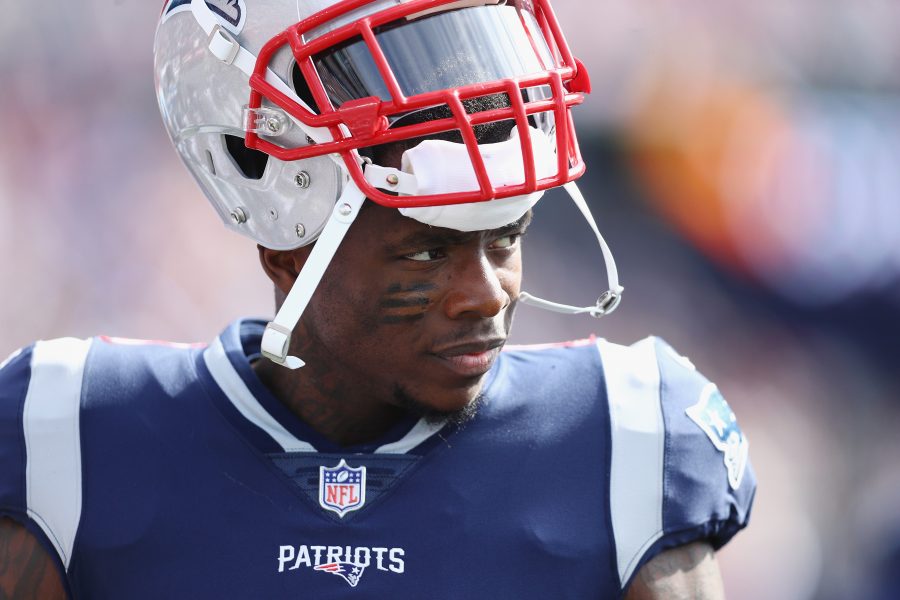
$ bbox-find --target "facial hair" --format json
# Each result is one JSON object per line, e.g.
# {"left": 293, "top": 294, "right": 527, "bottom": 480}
{"left": 391, "top": 383, "right": 485, "bottom": 428}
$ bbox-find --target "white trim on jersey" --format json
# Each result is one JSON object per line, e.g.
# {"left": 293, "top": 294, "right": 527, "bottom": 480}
{"left": 0, "top": 347, "right": 23, "bottom": 371}
{"left": 374, "top": 418, "right": 447, "bottom": 454}
{"left": 23, "top": 337, "right": 93, "bottom": 569}
{"left": 204, "top": 337, "right": 316, "bottom": 453}
{"left": 205, "top": 332, "right": 447, "bottom": 455}
{"left": 597, "top": 337, "right": 665, "bottom": 589}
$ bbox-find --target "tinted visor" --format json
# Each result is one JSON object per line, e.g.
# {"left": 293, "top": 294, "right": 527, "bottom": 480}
{"left": 311, "top": 3, "right": 558, "bottom": 113}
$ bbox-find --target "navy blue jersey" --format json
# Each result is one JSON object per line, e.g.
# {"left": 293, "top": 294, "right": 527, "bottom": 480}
{"left": 0, "top": 319, "right": 755, "bottom": 598}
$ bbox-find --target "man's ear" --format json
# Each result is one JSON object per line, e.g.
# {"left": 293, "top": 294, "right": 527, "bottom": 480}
{"left": 257, "top": 244, "right": 313, "bottom": 297}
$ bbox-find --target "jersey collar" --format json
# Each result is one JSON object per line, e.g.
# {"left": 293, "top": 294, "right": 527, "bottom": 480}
{"left": 200, "top": 318, "right": 449, "bottom": 455}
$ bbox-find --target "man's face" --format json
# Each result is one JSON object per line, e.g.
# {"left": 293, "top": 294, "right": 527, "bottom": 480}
{"left": 298, "top": 202, "right": 529, "bottom": 419}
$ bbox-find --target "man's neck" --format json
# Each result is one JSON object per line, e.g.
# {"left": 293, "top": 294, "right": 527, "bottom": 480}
{"left": 251, "top": 356, "right": 408, "bottom": 448}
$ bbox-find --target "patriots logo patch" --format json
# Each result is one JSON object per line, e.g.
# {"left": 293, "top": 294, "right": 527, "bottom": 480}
{"left": 314, "top": 562, "right": 367, "bottom": 587}
{"left": 162, "top": 0, "right": 246, "bottom": 34}
{"left": 686, "top": 383, "right": 749, "bottom": 490}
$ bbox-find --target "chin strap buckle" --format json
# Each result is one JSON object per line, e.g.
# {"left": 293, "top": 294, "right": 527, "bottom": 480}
{"left": 261, "top": 323, "right": 305, "bottom": 369}
{"left": 590, "top": 290, "right": 623, "bottom": 318}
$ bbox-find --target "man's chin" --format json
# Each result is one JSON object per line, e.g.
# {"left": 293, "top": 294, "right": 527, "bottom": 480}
{"left": 391, "top": 383, "right": 484, "bottom": 428}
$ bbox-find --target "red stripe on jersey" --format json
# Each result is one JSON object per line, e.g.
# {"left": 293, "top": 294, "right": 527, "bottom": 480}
{"left": 503, "top": 336, "right": 597, "bottom": 352}
{"left": 98, "top": 336, "right": 207, "bottom": 350}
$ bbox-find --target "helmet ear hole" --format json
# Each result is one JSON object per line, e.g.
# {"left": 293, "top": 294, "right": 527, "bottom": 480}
{"left": 224, "top": 134, "right": 269, "bottom": 180}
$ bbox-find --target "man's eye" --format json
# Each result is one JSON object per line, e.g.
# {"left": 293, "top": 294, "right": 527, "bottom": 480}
{"left": 404, "top": 249, "right": 444, "bottom": 262}
{"left": 490, "top": 234, "right": 520, "bottom": 250}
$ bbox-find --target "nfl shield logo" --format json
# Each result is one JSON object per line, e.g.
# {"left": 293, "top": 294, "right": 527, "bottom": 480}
{"left": 319, "top": 459, "right": 366, "bottom": 518}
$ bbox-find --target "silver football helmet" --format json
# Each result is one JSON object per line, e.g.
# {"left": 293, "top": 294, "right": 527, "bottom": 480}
{"left": 154, "top": 0, "right": 623, "bottom": 368}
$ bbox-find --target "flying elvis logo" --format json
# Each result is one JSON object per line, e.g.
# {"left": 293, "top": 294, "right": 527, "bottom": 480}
{"left": 278, "top": 544, "right": 406, "bottom": 588}
{"left": 686, "top": 383, "right": 749, "bottom": 490}
{"left": 162, "top": 0, "right": 246, "bottom": 34}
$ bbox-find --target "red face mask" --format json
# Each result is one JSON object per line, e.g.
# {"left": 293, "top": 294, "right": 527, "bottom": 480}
{"left": 243, "top": 0, "right": 592, "bottom": 209}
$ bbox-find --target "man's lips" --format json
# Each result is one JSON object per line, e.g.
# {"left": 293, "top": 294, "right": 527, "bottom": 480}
{"left": 430, "top": 339, "right": 505, "bottom": 377}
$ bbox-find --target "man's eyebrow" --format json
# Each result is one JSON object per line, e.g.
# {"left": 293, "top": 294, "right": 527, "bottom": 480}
{"left": 491, "top": 213, "right": 533, "bottom": 235}
{"left": 385, "top": 212, "right": 533, "bottom": 253}
{"left": 385, "top": 229, "right": 479, "bottom": 253}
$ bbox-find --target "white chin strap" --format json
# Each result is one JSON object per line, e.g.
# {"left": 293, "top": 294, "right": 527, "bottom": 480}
{"left": 260, "top": 181, "right": 367, "bottom": 369}
{"left": 518, "top": 181, "right": 624, "bottom": 318}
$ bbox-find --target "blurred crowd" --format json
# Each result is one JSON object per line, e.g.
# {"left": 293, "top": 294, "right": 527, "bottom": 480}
{"left": 1, "top": 1, "right": 898, "bottom": 599}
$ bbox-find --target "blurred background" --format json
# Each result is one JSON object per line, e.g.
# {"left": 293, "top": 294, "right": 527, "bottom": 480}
{"left": 1, "top": 1, "right": 898, "bottom": 598}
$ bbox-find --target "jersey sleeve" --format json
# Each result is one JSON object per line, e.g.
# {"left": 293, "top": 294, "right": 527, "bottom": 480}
{"left": 597, "top": 336, "right": 756, "bottom": 593}
{"left": 0, "top": 338, "right": 93, "bottom": 578}
{"left": 655, "top": 337, "right": 755, "bottom": 550}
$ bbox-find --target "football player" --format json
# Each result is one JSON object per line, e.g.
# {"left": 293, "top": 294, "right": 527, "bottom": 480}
{"left": 0, "top": 0, "right": 755, "bottom": 598}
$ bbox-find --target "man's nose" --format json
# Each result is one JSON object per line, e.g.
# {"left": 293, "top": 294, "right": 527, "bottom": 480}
{"left": 442, "top": 253, "right": 511, "bottom": 320}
